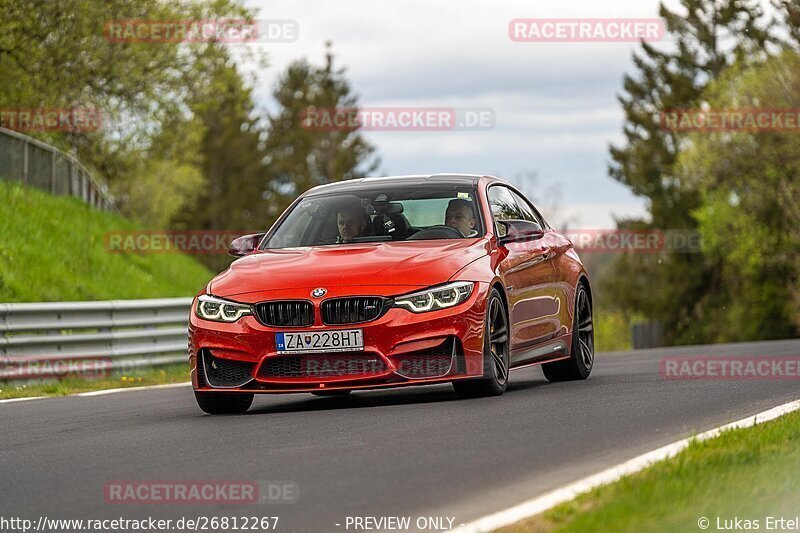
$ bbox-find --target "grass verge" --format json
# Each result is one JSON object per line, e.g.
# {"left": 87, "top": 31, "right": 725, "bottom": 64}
{"left": 593, "top": 309, "right": 633, "bottom": 352}
{"left": 498, "top": 408, "right": 800, "bottom": 532}
{"left": 0, "top": 181, "right": 214, "bottom": 302}
{"left": 0, "top": 362, "right": 189, "bottom": 400}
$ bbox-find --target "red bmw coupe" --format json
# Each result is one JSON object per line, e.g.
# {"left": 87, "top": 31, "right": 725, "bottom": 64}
{"left": 189, "top": 174, "right": 594, "bottom": 414}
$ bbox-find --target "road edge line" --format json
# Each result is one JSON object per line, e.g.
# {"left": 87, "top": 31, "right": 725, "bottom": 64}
{"left": 0, "top": 382, "right": 192, "bottom": 404}
{"left": 76, "top": 382, "right": 191, "bottom": 396}
{"left": 0, "top": 396, "right": 49, "bottom": 404}
{"left": 450, "top": 398, "right": 800, "bottom": 533}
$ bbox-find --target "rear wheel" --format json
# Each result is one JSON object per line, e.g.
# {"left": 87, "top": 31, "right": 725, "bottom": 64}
{"left": 194, "top": 391, "right": 253, "bottom": 414}
{"left": 542, "top": 283, "right": 594, "bottom": 382}
{"left": 453, "top": 287, "right": 509, "bottom": 398}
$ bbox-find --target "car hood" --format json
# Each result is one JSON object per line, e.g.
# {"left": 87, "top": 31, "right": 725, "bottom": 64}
{"left": 209, "top": 238, "right": 488, "bottom": 299}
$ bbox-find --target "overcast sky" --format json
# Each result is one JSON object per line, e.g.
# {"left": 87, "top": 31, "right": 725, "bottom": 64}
{"left": 234, "top": 0, "right": 751, "bottom": 228}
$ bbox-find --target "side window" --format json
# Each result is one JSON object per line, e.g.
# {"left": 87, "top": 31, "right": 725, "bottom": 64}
{"left": 488, "top": 186, "right": 523, "bottom": 223}
{"left": 510, "top": 190, "right": 543, "bottom": 230}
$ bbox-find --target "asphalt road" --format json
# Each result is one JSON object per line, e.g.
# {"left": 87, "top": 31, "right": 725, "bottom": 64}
{"left": 2, "top": 339, "right": 799, "bottom": 532}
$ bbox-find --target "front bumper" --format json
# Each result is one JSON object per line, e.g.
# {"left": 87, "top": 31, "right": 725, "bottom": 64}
{"left": 189, "top": 283, "right": 489, "bottom": 393}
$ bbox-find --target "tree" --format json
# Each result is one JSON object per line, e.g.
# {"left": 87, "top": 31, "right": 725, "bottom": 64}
{"left": 0, "top": 0, "right": 255, "bottom": 217}
{"left": 676, "top": 51, "right": 800, "bottom": 341}
{"left": 261, "top": 44, "right": 380, "bottom": 219}
{"left": 773, "top": 0, "right": 800, "bottom": 48}
{"left": 166, "top": 55, "right": 270, "bottom": 271}
{"left": 604, "top": 0, "right": 773, "bottom": 344}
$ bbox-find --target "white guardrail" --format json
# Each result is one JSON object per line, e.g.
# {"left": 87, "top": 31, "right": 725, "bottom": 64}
{"left": 0, "top": 298, "right": 193, "bottom": 381}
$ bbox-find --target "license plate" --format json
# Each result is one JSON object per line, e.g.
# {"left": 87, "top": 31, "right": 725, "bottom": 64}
{"left": 276, "top": 329, "right": 364, "bottom": 354}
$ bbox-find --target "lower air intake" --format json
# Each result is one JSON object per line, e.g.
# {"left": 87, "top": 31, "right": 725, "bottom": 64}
{"left": 202, "top": 350, "right": 254, "bottom": 387}
{"left": 260, "top": 354, "right": 388, "bottom": 378}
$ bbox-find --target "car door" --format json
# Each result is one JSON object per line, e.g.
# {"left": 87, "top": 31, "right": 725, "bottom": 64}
{"left": 488, "top": 185, "right": 562, "bottom": 364}
{"left": 511, "top": 190, "right": 575, "bottom": 342}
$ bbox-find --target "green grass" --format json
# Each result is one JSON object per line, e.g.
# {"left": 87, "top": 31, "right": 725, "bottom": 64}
{"left": 499, "top": 409, "right": 800, "bottom": 533}
{"left": 593, "top": 310, "right": 632, "bottom": 352}
{"left": 0, "top": 181, "right": 208, "bottom": 398}
{"left": 0, "top": 180, "right": 213, "bottom": 302}
{"left": 0, "top": 362, "right": 190, "bottom": 399}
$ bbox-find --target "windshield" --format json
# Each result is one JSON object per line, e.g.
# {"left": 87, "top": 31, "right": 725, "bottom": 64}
{"left": 263, "top": 185, "right": 484, "bottom": 249}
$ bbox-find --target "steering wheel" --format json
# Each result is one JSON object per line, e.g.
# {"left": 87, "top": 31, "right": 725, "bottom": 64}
{"left": 407, "top": 225, "right": 465, "bottom": 240}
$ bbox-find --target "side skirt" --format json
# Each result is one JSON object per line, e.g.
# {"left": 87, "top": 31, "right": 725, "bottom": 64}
{"left": 509, "top": 338, "right": 569, "bottom": 369}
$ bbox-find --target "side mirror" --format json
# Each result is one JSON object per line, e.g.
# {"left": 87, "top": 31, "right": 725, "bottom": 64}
{"left": 497, "top": 220, "right": 545, "bottom": 246}
{"left": 228, "top": 233, "right": 265, "bottom": 257}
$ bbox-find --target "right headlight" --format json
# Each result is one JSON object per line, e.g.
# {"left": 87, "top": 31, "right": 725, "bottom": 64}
{"left": 393, "top": 282, "right": 474, "bottom": 313}
{"left": 195, "top": 294, "right": 252, "bottom": 322}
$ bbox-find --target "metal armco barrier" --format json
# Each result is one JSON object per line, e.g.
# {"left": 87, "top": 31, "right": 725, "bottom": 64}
{"left": 632, "top": 321, "right": 664, "bottom": 349}
{"left": 0, "top": 126, "right": 115, "bottom": 211}
{"left": 0, "top": 298, "right": 192, "bottom": 380}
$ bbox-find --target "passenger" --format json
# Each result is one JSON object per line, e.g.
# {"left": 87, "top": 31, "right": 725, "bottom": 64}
{"left": 444, "top": 199, "right": 478, "bottom": 237}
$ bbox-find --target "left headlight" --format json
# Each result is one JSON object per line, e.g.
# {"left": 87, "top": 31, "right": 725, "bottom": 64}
{"left": 195, "top": 294, "right": 252, "bottom": 322}
{"left": 394, "top": 281, "right": 474, "bottom": 313}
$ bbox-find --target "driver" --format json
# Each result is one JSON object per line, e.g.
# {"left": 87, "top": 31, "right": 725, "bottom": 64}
{"left": 445, "top": 199, "right": 478, "bottom": 237}
{"left": 336, "top": 204, "right": 368, "bottom": 243}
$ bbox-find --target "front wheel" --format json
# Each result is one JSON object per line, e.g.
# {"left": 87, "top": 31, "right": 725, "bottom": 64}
{"left": 194, "top": 391, "right": 253, "bottom": 414}
{"left": 542, "top": 283, "right": 594, "bottom": 382}
{"left": 453, "top": 287, "right": 509, "bottom": 398}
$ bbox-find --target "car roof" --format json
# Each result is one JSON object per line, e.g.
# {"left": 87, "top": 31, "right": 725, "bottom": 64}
{"left": 304, "top": 173, "right": 507, "bottom": 195}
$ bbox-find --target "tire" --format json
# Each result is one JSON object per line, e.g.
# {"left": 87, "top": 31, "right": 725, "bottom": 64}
{"left": 194, "top": 391, "right": 254, "bottom": 414}
{"left": 311, "top": 390, "right": 352, "bottom": 397}
{"left": 542, "top": 283, "right": 594, "bottom": 382}
{"left": 453, "top": 287, "right": 509, "bottom": 398}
